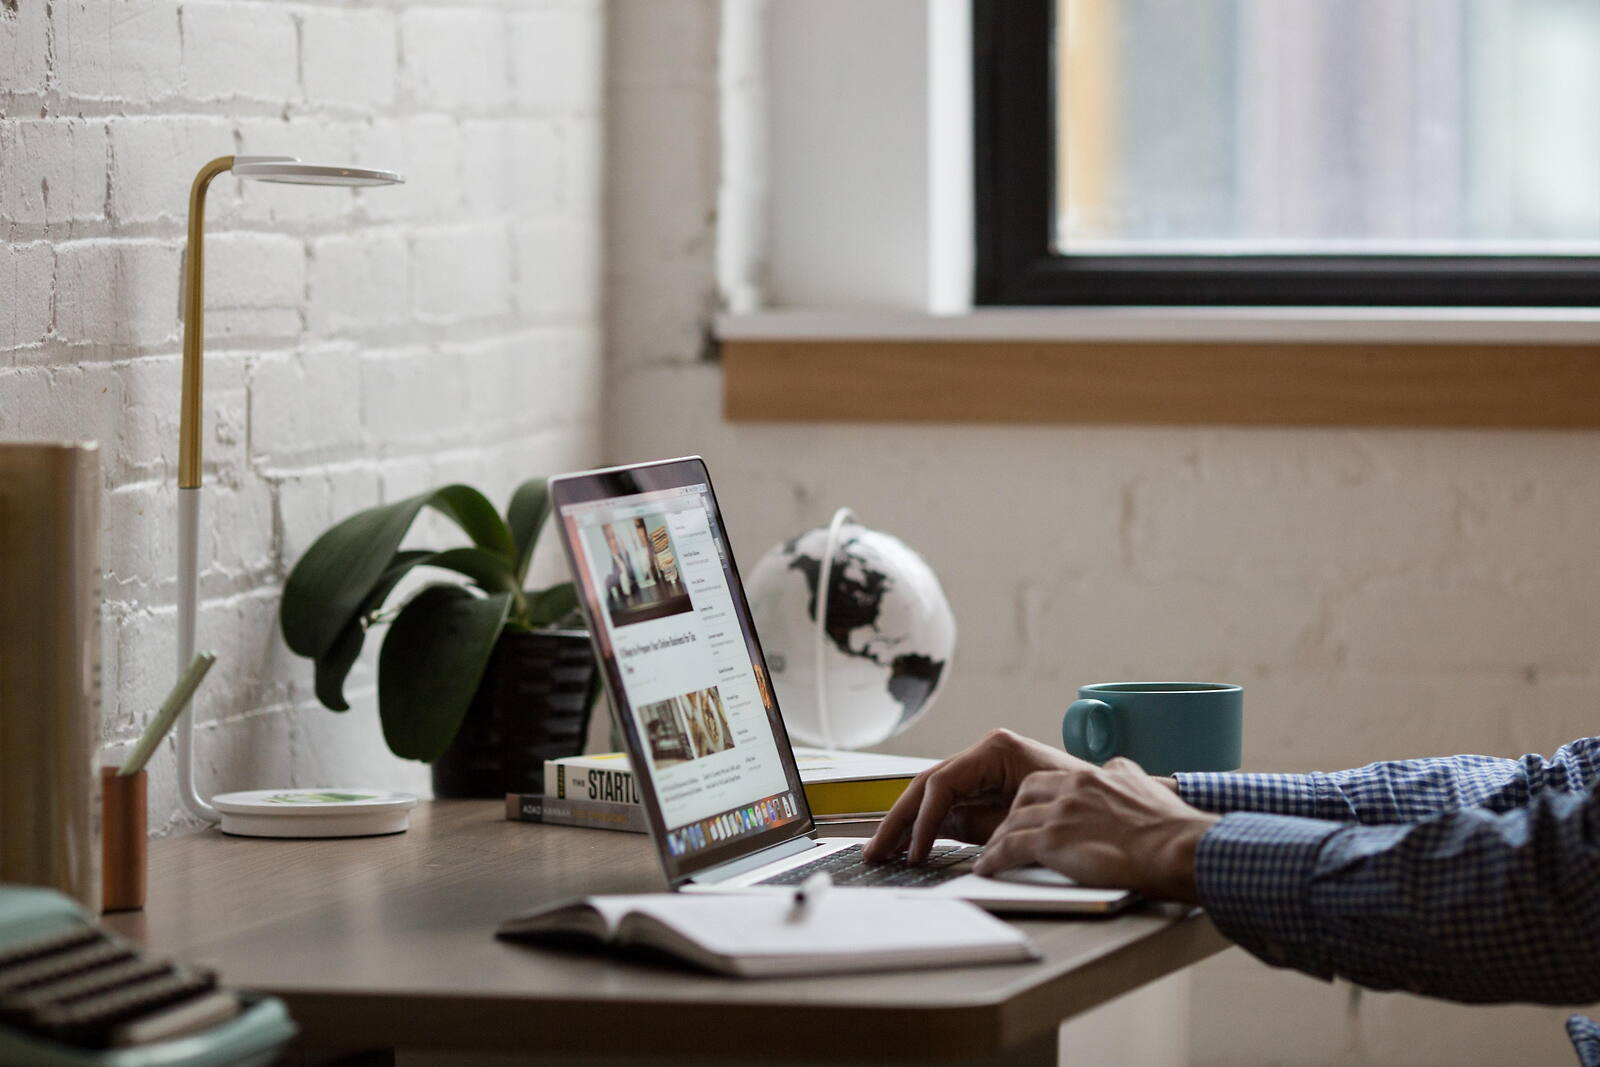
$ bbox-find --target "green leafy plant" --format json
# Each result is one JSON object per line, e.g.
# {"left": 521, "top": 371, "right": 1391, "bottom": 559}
{"left": 279, "top": 478, "right": 581, "bottom": 762}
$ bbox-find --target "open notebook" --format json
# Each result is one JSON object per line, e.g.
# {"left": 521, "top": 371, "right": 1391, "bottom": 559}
{"left": 497, "top": 891, "right": 1039, "bottom": 978}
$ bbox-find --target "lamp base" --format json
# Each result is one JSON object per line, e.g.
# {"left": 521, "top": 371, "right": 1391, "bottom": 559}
{"left": 210, "top": 789, "right": 417, "bottom": 838}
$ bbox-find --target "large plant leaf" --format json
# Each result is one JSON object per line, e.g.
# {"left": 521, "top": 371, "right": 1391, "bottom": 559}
{"left": 282, "top": 485, "right": 512, "bottom": 660}
{"left": 314, "top": 629, "right": 366, "bottom": 713}
{"left": 429, "top": 485, "right": 515, "bottom": 562}
{"left": 283, "top": 492, "right": 434, "bottom": 658}
{"left": 523, "top": 583, "right": 579, "bottom": 628}
{"left": 312, "top": 550, "right": 433, "bottom": 711}
{"left": 506, "top": 478, "right": 552, "bottom": 583}
{"left": 377, "top": 586, "right": 512, "bottom": 761}
{"left": 422, "top": 547, "right": 519, "bottom": 596}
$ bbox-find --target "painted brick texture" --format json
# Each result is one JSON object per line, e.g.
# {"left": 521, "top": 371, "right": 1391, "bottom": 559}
{"left": 0, "top": 0, "right": 606, "bottom": 832}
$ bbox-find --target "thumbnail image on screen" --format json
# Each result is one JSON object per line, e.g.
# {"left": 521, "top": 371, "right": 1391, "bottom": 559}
{"left": 752, "top": 660, "right": 775, "bottom": 711}
{"left": 636, "top": 686, "right": 737, "bottom": 769}
{"left": 581, "top": 513, "right": 692, "bottom": 628}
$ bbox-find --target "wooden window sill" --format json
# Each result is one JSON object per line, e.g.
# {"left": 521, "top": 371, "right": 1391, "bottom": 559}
{"left": 719, "top": 313, "right": 1600, "bottom": 427}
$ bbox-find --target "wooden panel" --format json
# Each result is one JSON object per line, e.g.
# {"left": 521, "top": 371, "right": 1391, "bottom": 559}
{"left": 105, "top": 801, "right": 1228, "bottom": 1061}
{"left": 722, "top": 339, "right": 1600, "bottom": 427}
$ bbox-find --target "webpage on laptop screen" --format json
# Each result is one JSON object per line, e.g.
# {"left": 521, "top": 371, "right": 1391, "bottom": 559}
{"left": 561, "top": 484, "right": 803, "bottom": 859}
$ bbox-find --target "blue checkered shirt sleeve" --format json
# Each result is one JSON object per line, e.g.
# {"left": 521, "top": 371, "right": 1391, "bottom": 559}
{"left": 1176, "top": 739, "right": 1600, "bottom": 1062}
{"left": 1176, "top": 736, "right": 1600, "bottom": 823}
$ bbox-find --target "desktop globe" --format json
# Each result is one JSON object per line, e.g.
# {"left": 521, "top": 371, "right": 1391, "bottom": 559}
{"left": 745, "top": 508, "right": 955, "bottom": 750}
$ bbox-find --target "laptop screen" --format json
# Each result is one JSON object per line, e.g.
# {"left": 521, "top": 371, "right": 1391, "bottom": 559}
{"left": 551, "top": 458, "right": 812, "bottom": 884}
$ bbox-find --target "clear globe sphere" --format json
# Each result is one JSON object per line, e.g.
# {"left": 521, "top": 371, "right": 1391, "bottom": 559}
{"left": 746, "top": 510, "right": 955, "bottom": 750}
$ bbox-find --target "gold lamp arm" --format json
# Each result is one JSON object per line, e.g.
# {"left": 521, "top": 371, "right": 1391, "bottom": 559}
{"left": 175, "top": 154, "right": 234, "bottom": 824}
{"left": 178, "top": 156, "right": 235, "bottom": 491}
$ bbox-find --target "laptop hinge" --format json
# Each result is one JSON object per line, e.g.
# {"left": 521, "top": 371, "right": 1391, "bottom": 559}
{"left": 686, "top": 834, "right": 820, "bottom": 885}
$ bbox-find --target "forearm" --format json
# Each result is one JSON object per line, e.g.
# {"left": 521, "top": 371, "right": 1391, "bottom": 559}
{"left": 1175, "top": 762, "right": 1506, "bottom": 823}
{"left": 1176, "top": 737, "right": 1600, "bottom": 824}
{"left": 1194, "top": 791, "right": 1600, "bottom": 1005}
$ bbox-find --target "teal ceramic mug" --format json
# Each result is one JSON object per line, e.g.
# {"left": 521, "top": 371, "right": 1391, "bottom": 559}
{"left": 1062, "top": 682, "right": 1242, "bottom": 776}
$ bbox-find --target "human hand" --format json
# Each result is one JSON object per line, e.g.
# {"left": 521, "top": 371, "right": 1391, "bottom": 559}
{"left": 864, "top": 729, "right": 1093, "bottom": 863}
{"left": 972, "top": 757, "right": 1219, "bottom": 903}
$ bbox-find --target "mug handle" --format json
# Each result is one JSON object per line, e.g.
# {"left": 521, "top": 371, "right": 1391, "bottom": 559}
{"left": 1062, "top": 699, "right": 1121, "bottom": 764}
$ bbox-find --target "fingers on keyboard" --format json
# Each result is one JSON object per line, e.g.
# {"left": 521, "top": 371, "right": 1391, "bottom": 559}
{"left": 754, "top": 843, "right": 982, "bottom": 889}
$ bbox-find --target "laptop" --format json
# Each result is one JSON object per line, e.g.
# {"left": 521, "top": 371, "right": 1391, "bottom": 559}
{"left": 549, "top": 457, "right": 1134, "bottom": 914}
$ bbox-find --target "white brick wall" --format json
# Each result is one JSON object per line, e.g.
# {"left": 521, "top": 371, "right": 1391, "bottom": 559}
{"left": 1, "top": 0, "right": 606, "bottom": 833}
{"left": 604, "top": 3, "right": 1600, "bottom": 1065}
{"left": 300, "top": 9, "right": 399, "bottom": 111}
{"left": 181, "top": 3, "right": 299, "bottom": 104}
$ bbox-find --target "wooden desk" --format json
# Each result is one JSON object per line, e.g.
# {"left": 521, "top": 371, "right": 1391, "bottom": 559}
{"left": 104, "top": 801, "right": 1229, "bottom": 1065}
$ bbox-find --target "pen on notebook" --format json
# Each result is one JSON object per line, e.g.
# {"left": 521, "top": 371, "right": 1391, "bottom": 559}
{"left": 790, "top": 871, "right": 832, "bottom": 918}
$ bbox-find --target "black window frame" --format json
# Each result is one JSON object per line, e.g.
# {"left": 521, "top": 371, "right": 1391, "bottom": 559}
{"left": 973, "top": 0, "right": 1600, "bottom": 308}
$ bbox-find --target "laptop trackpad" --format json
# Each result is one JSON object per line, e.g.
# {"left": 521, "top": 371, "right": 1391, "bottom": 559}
{"left": 989, "top": 866, "right": 1079, "bottom": 888}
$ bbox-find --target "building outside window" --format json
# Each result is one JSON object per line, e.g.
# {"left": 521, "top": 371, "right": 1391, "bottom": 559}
{"left": 977, "top": 0, "right": 1600, "bottom": 306}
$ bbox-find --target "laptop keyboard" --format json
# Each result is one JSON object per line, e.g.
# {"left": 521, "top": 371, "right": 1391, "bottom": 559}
{"left": 754, "top": 843, "right": 983, "bottom": 889}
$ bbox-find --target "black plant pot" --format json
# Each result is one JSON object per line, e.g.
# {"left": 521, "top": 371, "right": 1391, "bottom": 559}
{"left": 430, "top": 629, "right": 599, "bottom": 799}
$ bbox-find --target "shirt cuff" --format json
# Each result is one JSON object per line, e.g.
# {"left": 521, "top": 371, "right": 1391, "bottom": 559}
{"left": 1194, "top": 812, "right": 1344, "bottom": 977}
{"left": 1567, "top": 1015, "right": 1600, "bottom": 1067}
{"left": 1177, "top": 771, "right": 1325, "bottom": 818}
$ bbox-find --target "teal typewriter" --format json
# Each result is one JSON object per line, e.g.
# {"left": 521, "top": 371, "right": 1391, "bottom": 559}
{"left": 0, "top": 886, "right": 295, "bottom": 1067}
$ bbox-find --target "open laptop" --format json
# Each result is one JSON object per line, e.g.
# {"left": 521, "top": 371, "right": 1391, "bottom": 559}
{"left": 549, "top": 457, "right": 1134, "bottom": 914}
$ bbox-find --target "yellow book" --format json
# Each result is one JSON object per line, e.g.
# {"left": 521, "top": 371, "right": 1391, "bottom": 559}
{"left": 788, "top": 747, "right": 937, "bottom": 816}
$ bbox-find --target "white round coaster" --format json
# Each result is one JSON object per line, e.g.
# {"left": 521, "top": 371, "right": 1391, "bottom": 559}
{"left": 211, "top": 789, "right": 418, "bottom": 838}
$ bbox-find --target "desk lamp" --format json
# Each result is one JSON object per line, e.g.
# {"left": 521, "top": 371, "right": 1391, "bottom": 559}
{"left": 175, "top": 156, "right": 408, "bottom": 835}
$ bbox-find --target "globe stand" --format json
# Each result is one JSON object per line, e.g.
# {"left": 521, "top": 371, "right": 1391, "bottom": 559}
{"left": 812, "top": 507, "right": 858, "bottom": 750}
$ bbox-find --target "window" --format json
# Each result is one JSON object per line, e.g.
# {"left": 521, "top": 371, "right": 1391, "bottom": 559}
{"left": 974, "top": 0, "right": 1600, "bottom": 306}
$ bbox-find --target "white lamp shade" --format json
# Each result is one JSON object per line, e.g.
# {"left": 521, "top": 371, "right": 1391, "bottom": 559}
{"left": 231, "top": 160, "right": 404, "bottom": 187}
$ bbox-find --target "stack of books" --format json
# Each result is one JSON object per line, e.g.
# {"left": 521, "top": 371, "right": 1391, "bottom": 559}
{"left": 505, "top": 748, "right": 937, "bottom": 832}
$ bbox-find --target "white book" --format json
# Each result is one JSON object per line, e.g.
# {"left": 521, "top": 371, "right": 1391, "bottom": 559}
{"left": 788, "top": 747, "right": 938, "bottom": 785}
{"left": 497, "top": 891, "right": 1037, "bottom": 978}
{"left": 545, "top": 747, "right": 938, "bottom": 817}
